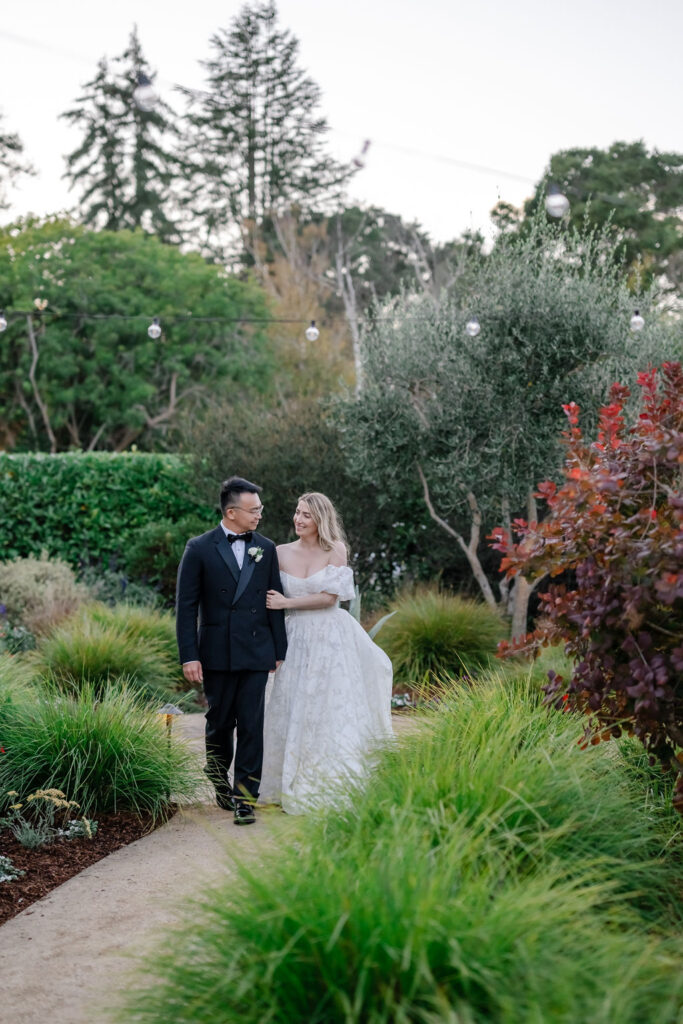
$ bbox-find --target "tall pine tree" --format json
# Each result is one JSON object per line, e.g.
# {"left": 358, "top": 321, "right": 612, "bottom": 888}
{"left": 180, "top": 1, "right": 352, "bottom": 261}
{"left": 61, "top": 28, "right": 180, "bottom": 241}
{"left": 0, "top": 111, "right": 35, "bottom": 212}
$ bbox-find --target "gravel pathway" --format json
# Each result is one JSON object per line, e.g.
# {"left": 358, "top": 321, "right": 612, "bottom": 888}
{"left": 0, "top": 712, "right": 414, "bottom": 1023}
{"left": 0, "top": 714, "right": 297, "bottom": 1023}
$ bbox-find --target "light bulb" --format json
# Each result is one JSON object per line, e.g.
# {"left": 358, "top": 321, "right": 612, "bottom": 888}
{"left": 630, "top": 310, "right": 645, "bottom": 332}
{"left": 545, "top": 186, "right": 570, "bottom": 219}
{"left": 305, "top": 320, "right": 320, "bottom": 342}
{"left": 465, "top": 316, "right": 480, "bottom": 338}
{"left": 133, "top": 72, "right": 158, "bottom": 113}
{"left": 0, "top": 311, "right": 7, "bottom": 333}
{"left": 147, "top": 317, "right": 162, "bottom": 340}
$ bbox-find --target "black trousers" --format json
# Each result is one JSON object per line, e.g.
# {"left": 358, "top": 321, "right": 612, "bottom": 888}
{"left": 202, "top": 668, "right": 268, "bottom": 802}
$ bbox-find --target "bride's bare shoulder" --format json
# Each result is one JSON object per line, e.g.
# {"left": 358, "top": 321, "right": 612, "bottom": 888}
{"left": 328, "top": 540, "right": 348, "bottom": 568}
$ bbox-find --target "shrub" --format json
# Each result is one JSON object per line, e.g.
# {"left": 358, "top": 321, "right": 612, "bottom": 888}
{"left": 124, "top": 515, "right": 212, "bottom": 602}
{"left": 84, "top": 603, "right": 188, "bottom": 692}
{"left": 0, "top": 681, "right": 201, "bottom": 817}
{"left": 374, "top": 587, "right": 505, "bottom": 689}
{"left": 78, "top": 562, "right": 162, "bottom": 608}
{"left": 30, "top": 612, "right": 181, "bottom": 705}
{"left": 121, "top": 670, "right": 683, "bottom": 1023}
{"left": 0, "top": 554, "right": 86, "bottom": 634}
{"left": 492, "top": 363, "right": 683, "bottom": 811}
{"left": 0, "top": 451, "right": 213, "bottom": 569}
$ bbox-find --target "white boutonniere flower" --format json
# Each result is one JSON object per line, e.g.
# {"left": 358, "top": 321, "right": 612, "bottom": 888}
{"left": 248, "top": 546, "right": 264, "bottom": 563}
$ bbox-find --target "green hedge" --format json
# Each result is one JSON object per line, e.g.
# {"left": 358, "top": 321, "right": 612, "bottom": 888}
{"left": 0, "top": 452, "right": 215, "bottom": 568}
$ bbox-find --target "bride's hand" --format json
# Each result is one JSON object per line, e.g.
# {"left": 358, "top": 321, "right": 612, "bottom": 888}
{"left": 266, "top": 589, "right": 288, "bottom": 610}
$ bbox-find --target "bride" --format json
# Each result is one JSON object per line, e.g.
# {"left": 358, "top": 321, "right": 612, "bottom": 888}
{"left": 261, "top": 492, "right": 393, "bottom": 814}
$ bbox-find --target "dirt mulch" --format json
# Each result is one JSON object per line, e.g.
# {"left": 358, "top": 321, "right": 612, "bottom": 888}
{"left": 0, "top": 807, "right": 175, "bottom": 925}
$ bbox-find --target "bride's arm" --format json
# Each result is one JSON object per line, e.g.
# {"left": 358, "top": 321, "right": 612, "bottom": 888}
{"left": 266, "top": 590, "right": 337, "bottom": 610}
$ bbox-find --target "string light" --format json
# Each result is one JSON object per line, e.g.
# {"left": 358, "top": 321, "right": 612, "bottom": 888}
{"left": 147, "top": 317, "right": 162, "bottom": 339}
{"left": 630, "top": 309, "right": 645, "bottom": 332}
{"left": 545, "top": 185, "right": 570, "bottom": 219}
{"left": 465, "top": 316, "right": 481, "bottom": 338}
{"left": 0, "top": 311, "right": 7, "bottom": 333}
{"left": 133, "top": 72, "right": 158, "bottom": 113}
{"left": 305, "top": 320, "right": 320, "bottom": 341}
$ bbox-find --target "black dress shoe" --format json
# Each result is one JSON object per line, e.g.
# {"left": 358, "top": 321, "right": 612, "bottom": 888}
{"left": 234, "top": 801, "right": 256, "bottom": 825}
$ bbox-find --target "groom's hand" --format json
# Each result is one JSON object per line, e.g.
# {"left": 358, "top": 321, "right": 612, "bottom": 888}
{"left": 182, "top": 660, "right": 203, "bottom": 684}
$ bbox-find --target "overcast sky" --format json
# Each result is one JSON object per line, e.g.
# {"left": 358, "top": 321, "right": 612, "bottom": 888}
{"left": 1, "top": 0, "right": 681, "bottom": 245}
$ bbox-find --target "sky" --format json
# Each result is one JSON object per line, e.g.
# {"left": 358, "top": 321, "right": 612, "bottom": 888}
{"left": 1, "top": 0, "right": 682, "bottom": 245}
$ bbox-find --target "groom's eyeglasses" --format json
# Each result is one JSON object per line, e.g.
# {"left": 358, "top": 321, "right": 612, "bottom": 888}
{"left": 227, "top": 505, "right": 264, "bottom": 515}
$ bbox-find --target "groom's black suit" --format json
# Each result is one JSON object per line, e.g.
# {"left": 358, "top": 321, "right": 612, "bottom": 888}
{"left": 176, "top": 526, "right": 287, "bottom": 801}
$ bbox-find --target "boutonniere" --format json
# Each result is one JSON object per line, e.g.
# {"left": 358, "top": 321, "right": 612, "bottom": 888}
{"left": 248, "top": 546, "right": 264, "bottom": 563}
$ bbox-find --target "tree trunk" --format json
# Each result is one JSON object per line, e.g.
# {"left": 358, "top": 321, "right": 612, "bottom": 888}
{"left": 510, "top": 575, "right": 533, "bottom": 641}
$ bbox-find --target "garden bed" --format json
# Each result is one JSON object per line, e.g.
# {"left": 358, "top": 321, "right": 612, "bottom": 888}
{"left": 0, "top": 806, "right": 175, "bottom": 925}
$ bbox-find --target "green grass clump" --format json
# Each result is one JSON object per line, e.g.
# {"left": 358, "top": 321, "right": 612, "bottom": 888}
{"left": 0, "top": 679, "right": 201, "bottom": 817}
{"left": 375, "top": 587, "right": 505, "bottom": 687}
{"left": 85, "top": 602, "right": 187, "bottom": 690}
{"left": 30, "top": 610, "right": 182, "bottom": 705}
{"left": 121, "top": 670, "right": 683, "bottom": 1023}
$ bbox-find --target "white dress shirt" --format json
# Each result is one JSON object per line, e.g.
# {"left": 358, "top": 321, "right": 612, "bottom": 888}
{"left": 221, "top": 523, "right": 246, "bottom": 569}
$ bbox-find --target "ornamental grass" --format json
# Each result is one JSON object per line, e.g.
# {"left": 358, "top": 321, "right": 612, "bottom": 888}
{"left": 121, "top": 669, "right": 683, "bottom": 1024}
{"left": 375, "top": 587, "right": 505, "bottom": 688}
{"left": 85, "top": 602, "right": 188, "bottom": 690}
{"left": 30, "top": 611, "right": 181, "bottom": 706}
{"left": 0, "top": 678, "right": 201, "bottom": 818}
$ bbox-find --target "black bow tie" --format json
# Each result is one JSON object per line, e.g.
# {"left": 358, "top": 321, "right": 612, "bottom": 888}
{"left": 227, "top": 532, "right": 252, "bottom": 544}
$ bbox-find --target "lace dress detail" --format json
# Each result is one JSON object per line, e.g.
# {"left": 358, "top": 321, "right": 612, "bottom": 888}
{"left": 260, "top": 565, "right": 393, "bottom": 814}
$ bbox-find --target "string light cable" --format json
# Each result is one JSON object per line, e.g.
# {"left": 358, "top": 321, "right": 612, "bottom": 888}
{"left": 0, "top": 307, "right": 649, "bottom": 338}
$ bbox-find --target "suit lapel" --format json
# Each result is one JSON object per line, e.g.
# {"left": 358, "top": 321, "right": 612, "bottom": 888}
{"left": 233, "top": 549, "right": 256, "bottom": 604}
{"left": 214, "top": 528, "right": 239, "bottom": 582}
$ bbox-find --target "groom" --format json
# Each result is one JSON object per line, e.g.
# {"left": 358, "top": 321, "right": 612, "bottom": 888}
{"left": 176, "top": 476, "right": 287, "bottom": 825}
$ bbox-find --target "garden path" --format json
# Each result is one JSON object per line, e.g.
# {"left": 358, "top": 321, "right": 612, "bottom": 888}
{"left": 0, "top": 712, "right": 416, "bottom": 1023}
{"left": 0, "top": 713, "right": 297, "bottom": 1024}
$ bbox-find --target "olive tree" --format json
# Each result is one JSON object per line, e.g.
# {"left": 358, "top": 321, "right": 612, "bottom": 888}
{"left": 340, "top": 218, "right": 679, "bottom": 636}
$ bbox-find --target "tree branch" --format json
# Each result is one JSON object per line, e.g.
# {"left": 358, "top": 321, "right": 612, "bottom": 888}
{"left": 417, "top": 462, "right": 498, "bottom": 609}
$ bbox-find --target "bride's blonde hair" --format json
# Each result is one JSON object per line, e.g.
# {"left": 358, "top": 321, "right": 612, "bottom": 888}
{"left": 298, "top": 492, "right": 347, "bottom": 553}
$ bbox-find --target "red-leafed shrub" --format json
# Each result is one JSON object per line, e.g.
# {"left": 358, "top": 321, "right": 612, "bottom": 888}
{"left": 490, "top": 363, "right": 683, "bottom": 811}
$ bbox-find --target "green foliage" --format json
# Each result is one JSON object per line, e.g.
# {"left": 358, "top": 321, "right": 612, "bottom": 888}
{"left": 85, "top": 602, "right": 188, "bottom": 691}
{"left": 30, "top": 609, "right": 182, "bottom": 706}
{"left": 0, "top": 217, "right": 272, "bottom": 450}
{"left": 122, "top": 670, "right": 683, "bottom": 1023}
{"left": 0, "top": 553, "right": 86, "bottom": 634}
{"left": 180, "top": 1, "right": 352, "bottom": 259}
{"left": 123, "top": 515, "right": 211, "bottom": 601}
{"left": 0, "top": 788, "right": 95, "bottom": 849}
{"left": 0, "top": 109, "right": 34, "bottom": 212}
{"left": 0, "top": 679, "right": 201, "bottom": 817}
{"left": 375, "top": 588, "right": 505, "bottom": 687}
{"left": 0, "top": 451, "right": 213, "bottom": 569}
{"left": 0, "top": 854, "right": 25, "bottom": 882}
{"left": 182, "top": 396, "right": 451, "bottom": 603}
{"left": 78, "top": 563, "right": 162, "bottom": 608}
{"left": 515, "top": 141, "right": 683, "bottom": 291}
{"left": 339, "top": 216, "right": 676, "bottom": 609}
{"left": 61, "top": 28, "right": 181, "bottom": 240}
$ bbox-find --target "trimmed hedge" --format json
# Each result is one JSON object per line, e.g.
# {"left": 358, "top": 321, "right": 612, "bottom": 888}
{"left": 0, "top": 452, "right": 215, "bottom": 568}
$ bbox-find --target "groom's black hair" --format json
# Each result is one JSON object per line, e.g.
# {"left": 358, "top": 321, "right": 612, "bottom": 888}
{"left": 220, "top": 476, "right": 262, "bottom": 514}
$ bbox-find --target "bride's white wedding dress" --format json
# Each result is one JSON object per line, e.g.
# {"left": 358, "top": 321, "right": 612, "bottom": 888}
{"left": 260, "top": 564, "right": 393, "bottom": 814}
